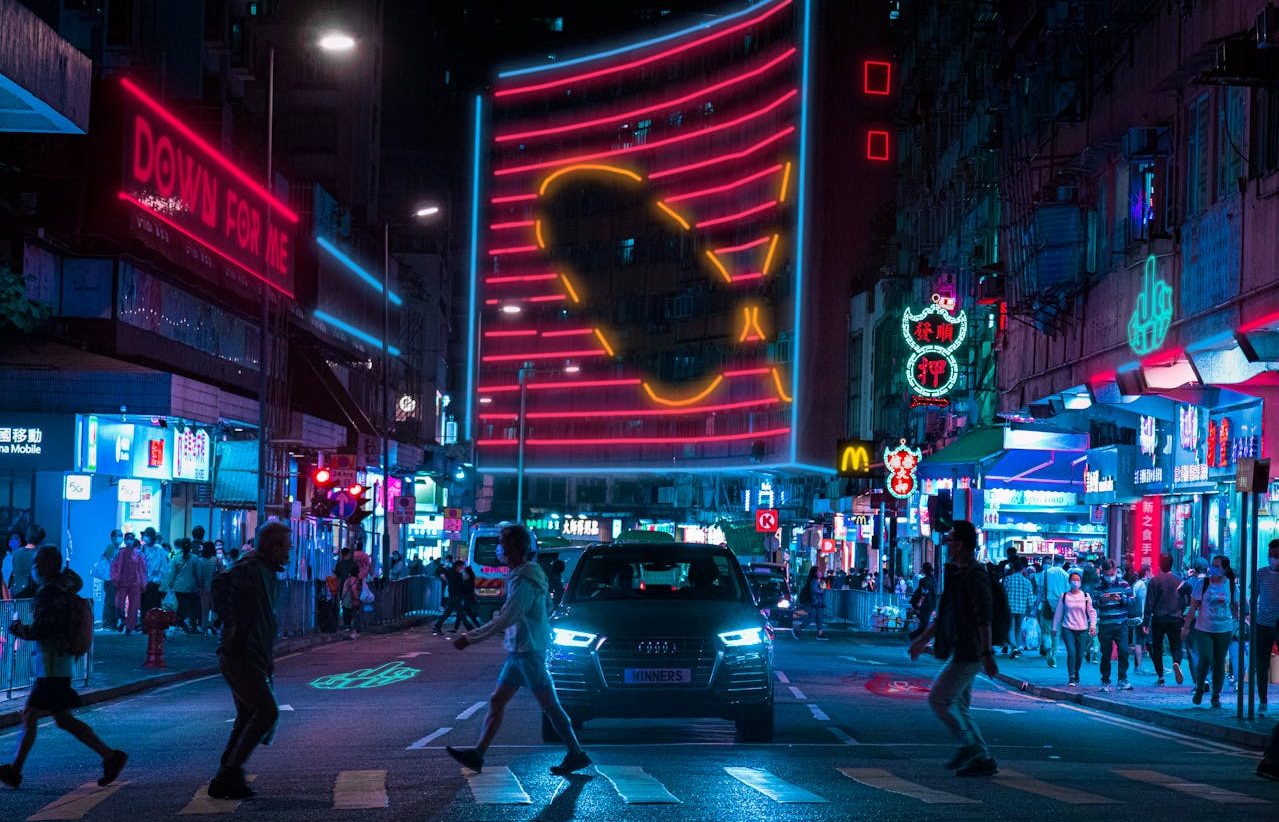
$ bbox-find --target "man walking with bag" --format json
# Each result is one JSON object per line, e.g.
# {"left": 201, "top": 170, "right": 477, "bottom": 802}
{"left": 909, "top": 520, "right": 1000, "bottom": 777}
{"left": 206, "top": 522, "right": 291, "bottom": 800}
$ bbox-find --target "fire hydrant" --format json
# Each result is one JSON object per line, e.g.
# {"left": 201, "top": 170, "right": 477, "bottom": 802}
{"left": 142, "top": 607, "right": 178, "bottom": 668}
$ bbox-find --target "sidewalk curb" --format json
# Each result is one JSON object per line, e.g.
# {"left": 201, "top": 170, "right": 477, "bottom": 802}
{"left": 995, "top": 672, "right": 1271, "bottom": 749}
{"left": 0, "top": 616, "right": 430, "bottom": 730}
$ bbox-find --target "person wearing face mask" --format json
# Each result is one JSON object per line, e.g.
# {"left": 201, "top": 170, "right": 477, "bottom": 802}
{"left": 1183, "top": 555, "right": 1241, "bottom": 708}
{"left": 1093, "top": 559, "right": 1135, "bottom": 692}
{"left": 1, "top": 532, "right": 20, "bottom": 599}
{"left": 1053, "top": 571, "right": 1097, "bottom": 686}
{"left": 1144, "top": 554, "right": 1185, "bottom": 687}
{"left": 1251, "top": 540, "right": 1279, "bottom": 716}
{"left": 9, "top": 526, "right": 45, "bottom": 599}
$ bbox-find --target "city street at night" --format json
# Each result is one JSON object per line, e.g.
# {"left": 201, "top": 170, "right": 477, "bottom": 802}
{"left": 2, "top": 628, "right": 1275, "bottom": 820}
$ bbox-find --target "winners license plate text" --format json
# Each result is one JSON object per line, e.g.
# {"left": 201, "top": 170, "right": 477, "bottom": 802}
{"left": 623, "top": 668, "right": 692, "bottom": 685}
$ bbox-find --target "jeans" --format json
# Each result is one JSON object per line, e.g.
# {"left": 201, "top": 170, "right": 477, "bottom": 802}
{"left": 101, "top": 581, "right": 118, "bottom": 629}
{"left": 177, "top": 592, "right": 201, "bottom": 630}
{"left": 435, "top": 599, "right": 465, "bottom": 632}
{"left": 219, "top": 658, "right": 279, "bottom": 771}
{"left": 1038, "top": 604, "right": 1055, "bottom": 654}
{"left": 1007, "top": 614, "right": 1025, "bottom": 650}
{"left": 1256, "top": 623, "right": 1277, "bottom": 704}
{"left": 797, "top": 604, "right": 824, "bottom": 633}
{"left": 909, "top": 608, "right": 933, "bottom": 641}
{"left": 1149, "top": 617, "right": 1184, "bottom": 679}
{"left": 1097, "top": 623, "right": 1129, "bottom": 683}
{"left": 1194, "top": 629, "right": 1233, "bottom": 698}
{"left": 1063, "top": 629, "right": 1087, "bottom": 682}
{"left": 928, "top": 660, "right": 988, "bottom": 757}
{"left": 114, "top": 585, "right": 141, "bottom": 632}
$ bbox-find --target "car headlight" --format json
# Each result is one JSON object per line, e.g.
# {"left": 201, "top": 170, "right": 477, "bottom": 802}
{"left": 552, "top": 628, "right": 598, "bottom": 648}
{"left": 776, "top": 599, "right": 791, "bottom": 609}
{"left": 718, "top": 627, "right": 765, "bottom": 647}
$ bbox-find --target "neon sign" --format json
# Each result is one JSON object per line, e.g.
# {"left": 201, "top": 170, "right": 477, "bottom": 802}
{"left": 1127, "top": 254, "right": 1172, "bottom": 355}
{"left": 119, "top": 79, "right": 295, "bottom": 298}
{"left": 310, "top": 661, "right": 420, "bottom": 690}
{"left": 837, "top": 438, "right": 873, "bottom": 476}
{"left": 902, "top": 304, "right": 967, "bottom": 399}
{"left": 884, "top": 439, "right": 921, "bottom": 499}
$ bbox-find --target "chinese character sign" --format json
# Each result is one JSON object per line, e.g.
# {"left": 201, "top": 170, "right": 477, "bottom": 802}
{"left": 1132, "top": 496, "right": 1162, "bottom": 573}
{"left": 884, "top": 440, "right": 922, "bottom": 499}
{"left": 902, "top": 304, "right": 967, "bottom": 399}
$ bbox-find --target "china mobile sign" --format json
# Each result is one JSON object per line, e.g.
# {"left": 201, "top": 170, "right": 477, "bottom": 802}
{"left": 118, "top": 79, "right": 296, "bottom": 298}
{"left": 1132, "top": 496, "right": 1162, "bottom": 572}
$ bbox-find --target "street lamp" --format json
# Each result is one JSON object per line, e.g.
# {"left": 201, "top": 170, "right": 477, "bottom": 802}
{"left": 414, "top": 205, "right": 441, "bottom": 218}
{"left": 317, "top": 31, "right": 357, "bottom": 52}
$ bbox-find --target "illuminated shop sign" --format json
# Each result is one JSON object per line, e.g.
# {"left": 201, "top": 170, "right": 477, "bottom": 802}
{"left": 884, "top": 440, "right": 921, "bottom": 499}
{"left": 984, "top": 489, "right": 1079, "bottom": 508}
{"left": 1083, "top": 470, "right": 1114, "bottom": 494}
{"left": 1132, "top": 496, "right": 1162, "bottom": 571}
{"left": 562, "top": 518, "right": 600, "bottom": 538}
{"left": 0, "top": 415, "right": 73, "bottom": 470}
{"left": 902, "top": 302, "right": 966, "bottom": 403}
{"left": 1127, "top": 254, "right": 1172, "bottom": 356}
{"left": 173, "top": 426, "right": 211, "bottom": 482}
{"left": 837, "top": 438, "right": 873, "bottom": 476}
{"left": 77, "top": 415, "right": 173, "bottom": 480}
{"left": 118, "top": 79, "right": 296, "bottom": 298}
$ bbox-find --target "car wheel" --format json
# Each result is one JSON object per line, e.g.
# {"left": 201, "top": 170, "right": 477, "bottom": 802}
{"left": 735, "top": 704, "right": 774, "bottom": 742}
{"left": 541, "top": 712, "right": 584, "bottom": 742}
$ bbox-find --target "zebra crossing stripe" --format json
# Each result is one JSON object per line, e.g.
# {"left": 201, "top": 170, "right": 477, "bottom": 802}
{"left": 464, "top": 766, "right": 532, "bottom": 804}
{"left": 595, "top": 765, "right": 681, "bottom": 804}
{"left": 994, "top": 769, "right": 1116, "bottom": 804}
{"left": 1114, "top": 769, "right": 1268, "bottom": 804}
{"left": 333, "top": 770, "right": 388, "bottom": 809}
{"left": 724, "top": 767, "right": 827, "bottom": 803}
{"left": 28, "top": 781, "right": 128, "bottom": 821}
{"left": 179, "top": 775, "right": 257, "bottom": 815}
{"left": 839, "top": 768, "right": 977, "bottom": 804}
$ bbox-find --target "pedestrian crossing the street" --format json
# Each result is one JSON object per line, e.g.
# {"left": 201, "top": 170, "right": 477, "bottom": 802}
{"left": 17, "top": 762, "right": 1277, "bottom": 818}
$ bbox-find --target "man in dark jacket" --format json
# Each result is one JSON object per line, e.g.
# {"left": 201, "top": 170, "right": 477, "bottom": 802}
{"left": 1144, "top": 554, "right": 1185, "bottom": 686}
{"left": 434, "top": 560, "right": 467, "bottom": 635}
{"left": 1094, "top": 558, "right": 1135, "bottom": 692}
{"left": 909, "top": 521, "right": 999, "bottom": 777}
{"left": 207, "top": 522, "right": 290, "bottom": 800}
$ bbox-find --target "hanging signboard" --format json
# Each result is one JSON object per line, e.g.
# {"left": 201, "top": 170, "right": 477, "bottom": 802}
{"left": 884, "top": 439, "right": 922, "bottom": 499}
{"left": 902, "top": 302, "right": 967, "bottom": 402}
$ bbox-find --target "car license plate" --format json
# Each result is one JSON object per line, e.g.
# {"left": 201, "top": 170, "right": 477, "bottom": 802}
{"left": 477, "top": 588, "right": 501, "bottom": 597}
{"left": 623, "top": 668, "right": 691, "bottom": 685}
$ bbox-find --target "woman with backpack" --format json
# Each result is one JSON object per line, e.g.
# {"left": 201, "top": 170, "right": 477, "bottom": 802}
{"left": 0, "top": 547, "right": 127, "bottom": 790}
{"left": 1052, "top": 570, "right": 1097, "bottom": 687}
{"left": 166, "top": 542, "right": 202, "bottom": 634}
{"left": 794, "top": 566, "right": 828, "bottom": 640}
{"left": 1183, "top": 554, "right": 1242, "bottom": 708}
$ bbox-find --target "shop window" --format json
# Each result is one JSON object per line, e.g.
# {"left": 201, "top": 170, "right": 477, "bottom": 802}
{"left": 1185, "top": 95, "right": 1210, "bottom": 216}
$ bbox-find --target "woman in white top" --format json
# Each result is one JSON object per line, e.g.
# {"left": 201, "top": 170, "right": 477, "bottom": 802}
{"left": 1052, "top": 571, "right": 1097, "bottom": 687}
{"left": 1183, "top": 555, "right": 1240, "bottom": 708}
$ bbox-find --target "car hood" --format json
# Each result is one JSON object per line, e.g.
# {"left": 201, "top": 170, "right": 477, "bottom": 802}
{"left": 552, "top": 599, "right": 765, "bottom": 638}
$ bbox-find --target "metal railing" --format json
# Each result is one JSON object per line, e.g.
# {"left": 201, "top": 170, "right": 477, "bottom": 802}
{"left": 825, "top": 590, "right": 909, "bottom": 632}
{"left": 2, "top": 599, "right": 93, "bottom": 699}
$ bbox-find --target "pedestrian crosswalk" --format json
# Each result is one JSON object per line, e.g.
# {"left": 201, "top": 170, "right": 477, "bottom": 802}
{"left": 18, "top": 764, "right": 1275, "bottom": 818}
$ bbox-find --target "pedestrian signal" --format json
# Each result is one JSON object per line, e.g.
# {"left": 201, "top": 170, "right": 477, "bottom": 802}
{"left": 346, "top": 483, "right": 374, "bottom": 528}
{"left": 309, "top": 465, "right": 338, "bottom": 518}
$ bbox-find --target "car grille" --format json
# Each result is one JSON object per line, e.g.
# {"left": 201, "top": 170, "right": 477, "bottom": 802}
{"left": 596, "top": 636, "right": 716, "bottom": 688}
{"left": 722, "top": 649, "right": 769, "bottom": 692}
{"left": 546, "top": 647, "right": 592, "bottom": 692}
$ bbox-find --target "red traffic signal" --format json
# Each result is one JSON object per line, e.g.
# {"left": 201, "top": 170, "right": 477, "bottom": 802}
{"left": 348, "top": 483, "right": 365, "bottom": 497}
{"left": 311, "top": 466, "right": 336, "bottom": 488}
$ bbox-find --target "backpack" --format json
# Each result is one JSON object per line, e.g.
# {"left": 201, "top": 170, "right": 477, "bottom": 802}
{"left": 799, "top": 581, "right": 813, "bottom": 606}
{"left": 988, "top": 566, "right": 1013, "bottom": 641}
{"left": 67, "top": 594, "right": 94, "bottom": 657}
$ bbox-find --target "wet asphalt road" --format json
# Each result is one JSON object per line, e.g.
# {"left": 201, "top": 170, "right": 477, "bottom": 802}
{"left": 1, "top": 625, "right": 1277, "bottom": 821}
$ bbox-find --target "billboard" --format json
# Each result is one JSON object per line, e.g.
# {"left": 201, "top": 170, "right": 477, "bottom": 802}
{"left": 470, "top": 0, "right": 808, "bottom": 472}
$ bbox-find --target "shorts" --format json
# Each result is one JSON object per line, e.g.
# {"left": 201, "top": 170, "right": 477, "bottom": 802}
{"left": 28, "top": 677, "right": 83, "bottom": 713}
{"left": 497, "top": 651, "right": 553, "bottom": 691}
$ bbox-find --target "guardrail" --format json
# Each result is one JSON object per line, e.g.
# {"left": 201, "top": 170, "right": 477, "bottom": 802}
{"left": 2, "top": 599, "right": 92, "bottom": 699}
{"left": 825, "top": 589, "right": 909, "bottom": 632}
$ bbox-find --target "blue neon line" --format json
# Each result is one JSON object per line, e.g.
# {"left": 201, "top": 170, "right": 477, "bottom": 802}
{"left": 313, "top": 309, "right": 401, "bottom": 356}
{"left": 316, "top": 236, "right": 403, "bottom": 306}
{"left": 475, "top": 461, "right": 836, "bottom": 476}
{"left": 465, "top": 94, "right": 483, "bottom": 442}
{"left": 497, "top": 0, "right": 781, "bottom": 78}
{"left": 791, "top": 0, "right": 812, "bottom": 465}
{"left": 0, "top": 74, "right": 85, "bottom": 134}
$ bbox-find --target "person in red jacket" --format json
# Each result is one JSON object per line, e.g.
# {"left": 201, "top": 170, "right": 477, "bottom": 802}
{"left": 109, "top": 534, "right": 147, "bottom": 635}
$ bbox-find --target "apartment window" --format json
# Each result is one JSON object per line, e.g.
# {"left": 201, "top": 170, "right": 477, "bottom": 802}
{"left": 1185, "top": 95, "right": 1210, "bottom": 215}
{"left": 1217, "top": 87, "right": 1245, "bottom": 200}
{"left": 847, "top": 333, "right": 864, "bottom": 435}
{"left": 1252, "top": 88, "right": 1279, "bottom": 177}
{"left": 617, "top": 237, "right": 635, "bottom": 265}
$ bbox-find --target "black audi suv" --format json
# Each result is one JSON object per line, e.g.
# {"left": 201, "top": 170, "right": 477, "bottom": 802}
{"left": 545, "top": 542, "right": 775, "bottom": 741}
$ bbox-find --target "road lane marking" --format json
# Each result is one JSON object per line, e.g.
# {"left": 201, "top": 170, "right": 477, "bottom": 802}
{"left": 333, "top": 770, "right": 388, "bottom": 809}
{"left": 839, "top": 768, "right": 977, "bottom": 804}
{"left": 399, "top": 651, "right": 431, "bottom": 658}
{"left": 406, "top": 727, "right": 453, "bottom": 750}
{"left": 788, "top": 685, "right": 807, "bottom": 700}
{"left": 276, "top": 652, "right": 303, "bottom": 662}
{"left": 775, "top": 671, "right": 790, "bottom": 684}
{"left": 464, "top": 766, "right": 531, "bottom": 804}
{"left": 595, "top": 765, "right": 681, "bottom": 804}
{"left": 826, "top": 726, "right": 859, "bottom": 745}
{"left": 179, "top": 775, "right": 257, "bottom": 815}
{"left": 970, "top": 707, "right": 1023, "bottom": 715}
{"left": 279, "top": 704, "right": 294, "bottom": 711}
{"left": 456, "top": 701, "right": 487, "bottom": 720}
{"left": 28, "top": 781, "right": 129, "bottom": 820}
{"left": 842, "top": 655, "right": 886, "bottom": 665}
{"left": 994, "top": 769, "right": 1115, "bottom": 804}
{"left": 807, "top": 704, "right": 830, "bottom": 721}
{"left": 724, "top": 767, "right": 827, "bottom": 803}
{"left": 150, "top": 674, "right": 221, "bottom": 694}
{"left": 1114, "top": 770, "right": 1267, "bottom": 803}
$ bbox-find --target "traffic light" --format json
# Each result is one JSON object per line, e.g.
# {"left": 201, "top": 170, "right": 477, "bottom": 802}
{"left": 346, "top": 483, "right": 374, "bottom": 527}
{"left": 309, "top": 465, "right": 338, "bottom": 518}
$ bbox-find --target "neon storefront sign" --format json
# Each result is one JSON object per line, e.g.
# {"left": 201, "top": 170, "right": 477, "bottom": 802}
{"left": 902, "top": 303, "right": 966, "bottom": 400}
{"left": 1127, "top": 254, "right": 1172, "bottom": 356}
{"left": 884, "top": 439, "right": 921, "bottom": 499}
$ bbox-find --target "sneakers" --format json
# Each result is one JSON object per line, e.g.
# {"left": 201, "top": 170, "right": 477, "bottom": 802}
{"left": 446, "top": 746, "right": 485, "bottom": 773}
{"left": 1067, "top": 679, "right": 1079, "bottom": 688}
{"left": 549, "top": 750, "right": 593, "bottom": 776}
{"left": 1192, "top": 687, "right": 1205, "bottom": 705}
{"left": 956, "top": 757, "right": 999, "bottom": 777}
{"left": 1155, "top": 678, "right": 1166, "bottom": 687}
{"left": 1258, "top": 757, "right": 1279, "bottom": 781}
{"left": 944, "top": 745, "right": 982, "bottom": 770}
{"left": 432, "top": 629, "right": 444, "bottom": 636}
{"left": 1211, "top": 696, "right": 1222, "bottom": 708}
{"left": 0, "top": 764, "right": 21, "bottom": 789}
{"left": 99, "top": 750, "right": 128, "bottom": 787}
{"left": 1117, "top": 680, "right": 1133, "bottom": 691}
{"left": 814, "top": 633, "right": 829, "bottom": 641}
{"left": 1173, "top": 661, "right": 1184, "bottom": 685}
{"left": 208, "top": 767, "right": 254, "bottom": 800}
{"left": 1098, "top": 683, "right": 1113, "bottom": 693}
{"left": 1047, "top": 657, "right": 1056, "bottom": 668}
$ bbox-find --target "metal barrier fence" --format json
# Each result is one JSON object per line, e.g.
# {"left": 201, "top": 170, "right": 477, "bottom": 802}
{"left": 825, "top": 590, "right": 909, "bottom": 632}
{"left": 2, "top": 600, "right": 92, "bottom": 699}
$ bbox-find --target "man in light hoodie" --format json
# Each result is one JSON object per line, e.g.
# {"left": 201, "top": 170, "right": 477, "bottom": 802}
{"left": 446, "top": 524, "right": 590, "bottom": 776}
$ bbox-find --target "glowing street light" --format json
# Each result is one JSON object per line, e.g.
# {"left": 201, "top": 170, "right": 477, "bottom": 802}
{"left": 318, "top": 31, "right": 356, "bottom": 52}
{"left": 414, "top": 205, "right": 441, "bottom": 218}
{"left": 564, "top": 364, "right": 581, "bottom": 374}
{"left": 501, "top": 304, "right": 522, "bottom": 315}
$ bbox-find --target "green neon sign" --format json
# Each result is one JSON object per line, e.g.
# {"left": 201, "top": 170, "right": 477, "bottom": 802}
{"left": 310, "top": 661, "right": 420, "bottom": 690}
{"left": 1127, "top": 254, "right": 1172, "bottom": 355}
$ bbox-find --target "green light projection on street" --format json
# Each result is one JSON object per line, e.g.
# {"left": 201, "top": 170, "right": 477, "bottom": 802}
{"left": 1127, "top": 254, "right": 1172, "bottom": 356}
{"left": 310, "top": 661, "right": 420, "bottom": 690}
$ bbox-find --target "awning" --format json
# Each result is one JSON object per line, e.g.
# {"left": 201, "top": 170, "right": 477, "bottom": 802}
{"left": 920, "top": 425, "right": 1089, "bottom": 487}
{"left": 921, "top": 427, "right": 1005, "bottom": 471}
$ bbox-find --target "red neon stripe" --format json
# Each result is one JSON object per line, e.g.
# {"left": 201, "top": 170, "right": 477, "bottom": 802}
{"left": 649, "top": 126, "right": 795, "bottom": 180}
{"left": 666, "top": 165, "right": 783, "bottom": 205}
{"left": 488, "top": 244, "right": 540, "bottom": 256}
{"left": 529, "top": 294, "right": 568, "bottom": 303}
{"left": 484, "top": 329, "right": 539, "bottom": 338}
{"left": 524, "top": 397, "right": 783, "bottom": 420}
{"left": 120, "top": 79, "right": 299, "bottom": 223}
{"left": 477, "top": 378, "right": 643, "bottom": 393}
{"left": 722, "top": 367, "right": 773, "bottom": 377}
{"left": 696, "top": 200, "right": 777, "bottom": 229}
{"left": 492, "top": 90, "right": 798, "bottom": 178}
{"left": 485, "top": 273, "right": 559, "bottom": 284}
{"left": 714, "top": 235, "right": 773, "bottom": 254}
{"left": 731, "top": 272, "right": 764, "bottom": 282}
{"left": 491, "top": 193, "right": 539, "bottom": 204}
{"left": 490, "top": 220, "right": 535, "bottom": 230}
{"left": 495, "top": 0, "right": 793, "bottom": 99}
{"left": 477, "top": 427, "right": 791, "bottom": 447}
{"left": 495, "top": 47, "right": 797, "bottom": 143}
{"left": 541, "top": 328, "right": 596, "bottom": 337}
{"left": 482, "top": 349, "right": 607, "bottom": 363}
{"left": 478, "top": 413, "right": 521, "bottom": 421}
{"left": 117, "top": 193, "right": 295, "bottom": 298}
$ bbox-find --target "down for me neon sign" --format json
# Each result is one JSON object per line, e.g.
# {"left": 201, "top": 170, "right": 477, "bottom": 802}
{"left": 118, "top": 78, "right": 296, "bottom": 297}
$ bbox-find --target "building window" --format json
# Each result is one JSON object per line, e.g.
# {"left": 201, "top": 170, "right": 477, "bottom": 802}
{"left": 1185, "top": 95, "right": 1210, "bottom": 215}
{"left": 617, "top": 237, "right": 635, "bottom": 265}
{"left": 847, "top": 333, "right": 863, "bottom": 435}
{"left": 1254, "top": 87, "right": 1279, "bottom": 176}
{"left": 1217, "top": 87, "right": 1245, "bottom": 200}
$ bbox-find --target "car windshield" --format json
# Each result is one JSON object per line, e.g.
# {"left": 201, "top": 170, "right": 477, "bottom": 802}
{"left": 472, "top": 536, "right": 500, "bottom": 567}
{"left": 566, "top": 547, "right": 748, "bottom": 603}
{"left": 749, "top": 577, "right": 789, "bottom": 602}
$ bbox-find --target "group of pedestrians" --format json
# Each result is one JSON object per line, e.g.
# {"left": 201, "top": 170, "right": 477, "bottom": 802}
{"left": 433, "top": 559, "right": 480, "bottom": 635}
